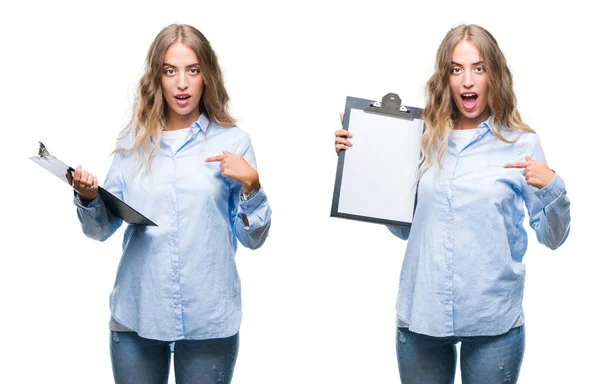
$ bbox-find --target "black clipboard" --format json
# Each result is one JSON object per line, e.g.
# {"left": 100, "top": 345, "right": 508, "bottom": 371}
{"left": 330, "top": 93, "right": 424, "bottom": 227}
{"left": 30, "top": 142, "right": 158, "bottom": 226}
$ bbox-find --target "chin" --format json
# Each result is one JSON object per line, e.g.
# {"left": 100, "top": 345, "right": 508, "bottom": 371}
{"left": 464, "top": 110, "right": 484, "bottom": 119}
{"left": 177, "top": 110, "right": 195, "bottom": 117}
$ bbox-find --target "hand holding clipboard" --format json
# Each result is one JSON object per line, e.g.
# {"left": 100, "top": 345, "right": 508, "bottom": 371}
{"left": 330, "top": 93, "right": 424, "bottom": 227}
{"left": 30, "top": 142, "right": 157, "bottom": 226}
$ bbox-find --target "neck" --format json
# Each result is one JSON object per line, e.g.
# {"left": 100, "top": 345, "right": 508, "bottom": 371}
{"left": 165, "top": 109, "right": 201, "bottom": 131}
{"left": 454, "top": 109, "right": 491, "bottom": 130}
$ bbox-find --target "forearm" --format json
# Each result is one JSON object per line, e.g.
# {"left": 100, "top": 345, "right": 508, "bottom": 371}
{"left": 387, "top": 224, "right": 411, "bottom": 240}
{"left": 531, "top": 173, "right": 571, "bottom": 250}
{"left": 74, "top": 193, "right": 123, "bottom": 241}
{"left": 234, "top": 188, "right": 271, "bottom": 250}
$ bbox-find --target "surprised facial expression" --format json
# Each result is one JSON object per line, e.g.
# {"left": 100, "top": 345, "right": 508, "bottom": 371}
{"left": 449, "top": 40, "right": 491, "bottom": 129}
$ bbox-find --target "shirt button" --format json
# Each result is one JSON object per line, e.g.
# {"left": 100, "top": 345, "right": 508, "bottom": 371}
{"left": 174, "top": 299, "right": 180, "bottom": 305}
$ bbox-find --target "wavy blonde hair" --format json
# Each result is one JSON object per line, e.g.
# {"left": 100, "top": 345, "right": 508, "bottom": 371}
{"left": 421, "top": 24, "right": 534, "bottom": 174}
{"left": 117, "top": 24, "right": 235, "bottom": 167}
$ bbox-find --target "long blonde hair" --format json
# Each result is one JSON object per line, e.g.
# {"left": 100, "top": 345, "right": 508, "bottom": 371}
{"left": 421, "top": 24, "right": 534, "bottom": 174}
{"left": 118, "top": 24, "right": 235, "bottom": 167}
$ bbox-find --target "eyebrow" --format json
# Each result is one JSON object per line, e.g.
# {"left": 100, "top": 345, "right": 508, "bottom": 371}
{"left": 451, "top": 61, "right": 485, "bottom": 66}
{"left": 162, "top": 62, "right": 201, "bottom": 67}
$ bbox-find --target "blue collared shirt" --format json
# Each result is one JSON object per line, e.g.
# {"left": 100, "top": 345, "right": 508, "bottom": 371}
{"left": 74, "top": 115, "right": 271, "bottom": 341}
{"left": 388, "top": 116, "right": 570, "bottom": 337}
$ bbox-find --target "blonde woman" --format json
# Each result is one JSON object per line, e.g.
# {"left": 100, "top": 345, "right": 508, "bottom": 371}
{"left": 70, "top": 24, "right": 271, "bottom": 383}
{"left": 334, "top": 24, "right": 570, "bottom": 383}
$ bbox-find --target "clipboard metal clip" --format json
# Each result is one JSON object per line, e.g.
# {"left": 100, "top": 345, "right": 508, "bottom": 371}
{"left": 364, "top": 93, "right": 413, "bottom": 121}
{"left": 38, "top": 141, "right": 51, "bottom": 158}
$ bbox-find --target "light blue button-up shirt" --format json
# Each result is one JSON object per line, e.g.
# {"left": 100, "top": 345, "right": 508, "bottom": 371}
{"left": 388, "top": 116, "right": 570, "bottom": 337}
{"left": 74, "top": 115, "right": 271, "bottom": 341}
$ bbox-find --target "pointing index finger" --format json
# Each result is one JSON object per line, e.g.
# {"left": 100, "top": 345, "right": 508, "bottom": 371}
{"left": 503, "top": 161, "right": 528, "bottom": 168}
{"left": 205, "top": 154, "right": 225, "bottom": 162}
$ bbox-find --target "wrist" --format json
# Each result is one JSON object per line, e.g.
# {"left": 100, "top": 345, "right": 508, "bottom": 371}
{"left": 241, "top": 172, "right": 260, "bottom": 195}
{"left": 79, "top": 195, "right": 93, "bottom": 207}
{"left": 541, "top": 169, "right": 555, "bottom": 189}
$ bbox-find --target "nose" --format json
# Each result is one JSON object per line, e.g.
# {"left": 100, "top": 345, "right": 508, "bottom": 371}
{"left": 463, "top": 70, "right": 474, "bottom": 88}
{"left": 177, "top": 73, "right": 188, "bottom": 90}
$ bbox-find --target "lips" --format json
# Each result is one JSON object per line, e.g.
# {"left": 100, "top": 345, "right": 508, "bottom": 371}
{"left": 174, "top": 94, "right": 191, "bottom": 107}
{"left": 461, "top": 93, "right": 478, "bottom": 111}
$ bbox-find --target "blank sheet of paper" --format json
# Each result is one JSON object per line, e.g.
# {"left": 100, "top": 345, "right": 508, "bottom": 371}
{"left": 337, "top": 108, "right": 423, "bottom": 224}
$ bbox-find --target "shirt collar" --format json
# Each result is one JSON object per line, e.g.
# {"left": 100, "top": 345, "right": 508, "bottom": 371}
{"left": 191, "top": 113, "right": 210, "bottom": 134}
{"left": 447, "top": 115, "right": 493, "bottom": 149}
{"left": 479, "top": 115, "right": 494, "bottom": 132}
{"left": 150, "top": 114, "right": 209, "bottom": 144}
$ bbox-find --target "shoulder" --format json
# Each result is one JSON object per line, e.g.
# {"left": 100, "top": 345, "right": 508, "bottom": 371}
{"left": 113, "top": 134, "right": 135, "bottom": 159}
{"left": 495, "top": 127, "right": 540, "bottom": 148}
{"left": 515, "top": 130, "right": 540, "bottom": 143}
{"left": 112, "top": 122, "right": 137, "bottom": 151}
{"left": 494, "top": 128, "right": 546, "bottom": 161}
{"left": 514, "top": 130, "right": 543, "bottom": 154}
{"left": 208, "top": 123, "right": 252, "bottom": 149}
{"left": 209, "top": 122, "right": 248, "bottom": 138}
{"left": 116, "top": 135, "right": 135, "bottom": 152}
{"left": 111, "top": 126, "right": 141, "bottom": 163}
{"left": 494, "top": 125, "right": 535, "bottom": 140}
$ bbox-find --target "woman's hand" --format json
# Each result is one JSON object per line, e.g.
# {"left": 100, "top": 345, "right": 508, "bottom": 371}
{"left": 66, "top": 165, "right": 99, "bottom": 206}
{"left": 335, "top": 112, "right": 353, "bottom": 154}
{"left": 205, "top": 150, "right": 260, "bottom": 194}
{"left": 504, "top": 156, "right": 555, "bottom": 189}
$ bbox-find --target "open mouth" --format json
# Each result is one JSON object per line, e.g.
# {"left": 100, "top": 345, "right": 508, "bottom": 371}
{"left": 175, "top": 95, "right": 191, "bottom": 106}
{"left": 461, "top": 93, "right": 478, "bottom": 111}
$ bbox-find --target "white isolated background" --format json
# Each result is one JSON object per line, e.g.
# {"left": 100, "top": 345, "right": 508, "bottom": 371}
{"left": 1, "top": 0, "right": 597, "bottom": 383}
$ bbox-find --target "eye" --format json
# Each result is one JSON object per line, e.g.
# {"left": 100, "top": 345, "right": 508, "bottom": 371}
{"left": 189, "top": 68, "right": 201, "bottom": 75}
{"left": 451, "top": 67, "right": 462, "bottom": 75}
{"left": 164, "top": 68, "right": 176, "bottom": 76}
{"left": 474, "top": 66, "right": 486, "bottom": 73}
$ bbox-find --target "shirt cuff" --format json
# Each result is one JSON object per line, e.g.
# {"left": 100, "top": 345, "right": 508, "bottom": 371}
{"left": 238, "top": 187, "right": 266, "bottom": 213}
{"left": 534, "top": 172, "right": 566, "bottom": 206}
{"left": 73, "top": 190, "right": 102, "bottom": 209}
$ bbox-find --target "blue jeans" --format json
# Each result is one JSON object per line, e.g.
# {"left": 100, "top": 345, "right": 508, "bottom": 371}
{"left": 396, "top": 326, "right": 525, "bottom": 384}
{"left": 110, "top": 331, "right": 239, "bottom": 384}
